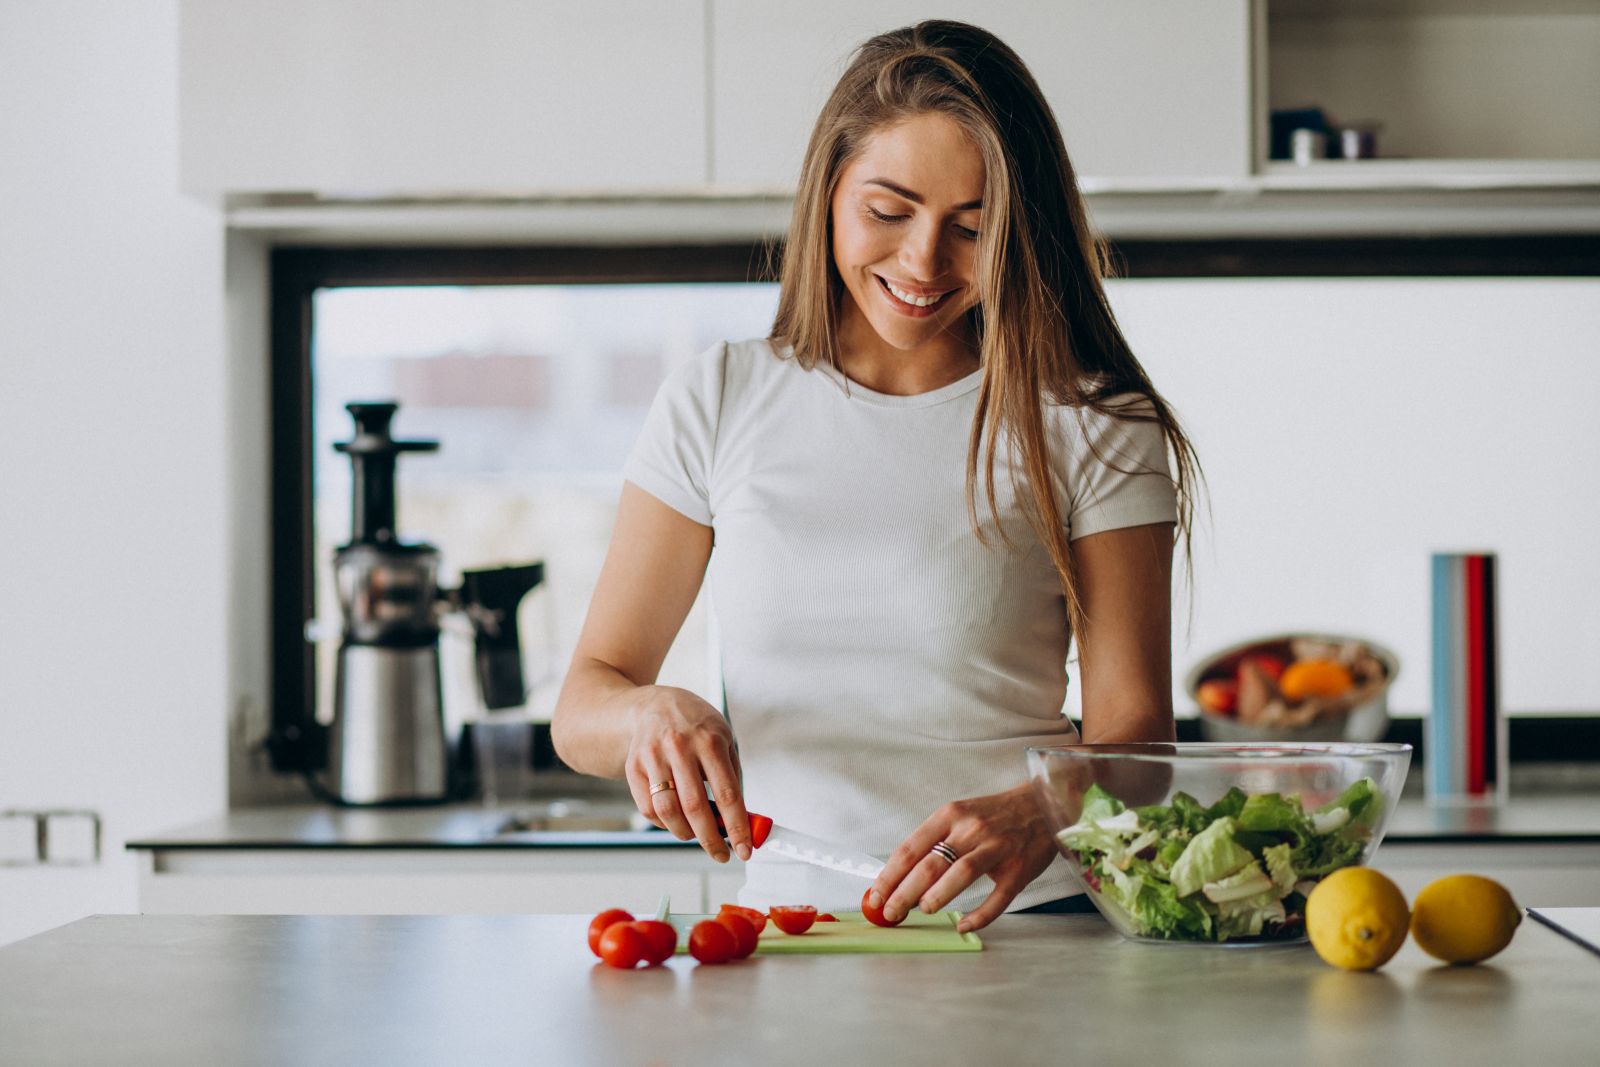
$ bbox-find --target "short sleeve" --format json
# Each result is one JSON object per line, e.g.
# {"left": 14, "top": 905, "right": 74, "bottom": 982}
{"left": 1058, "top": 396, "right": 1179, "bottom": 541}
{"left": 620, "top": 342, "right": 726, "bottom": 526}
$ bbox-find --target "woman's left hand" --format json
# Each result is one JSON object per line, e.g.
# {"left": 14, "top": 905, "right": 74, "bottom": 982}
{"left": 867, "top": 782, "right": 1058, "bottom": 934}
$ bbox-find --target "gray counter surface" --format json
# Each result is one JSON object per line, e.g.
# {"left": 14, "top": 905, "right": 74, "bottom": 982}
{"left": 1, "top": 913, "right": 1595, "bottom": 1066}
{"left": 124, "top": 793, "right": 1599, "bottom": 851}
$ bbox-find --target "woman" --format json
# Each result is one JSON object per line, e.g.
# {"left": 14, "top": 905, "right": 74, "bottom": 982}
{"left": 551, "top": 20, "right": 1200, "bottom": 932}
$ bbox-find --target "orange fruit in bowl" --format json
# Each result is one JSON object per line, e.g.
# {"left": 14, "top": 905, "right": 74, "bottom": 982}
{"left": 1279, "top": 658, "right": 1355, "bottom": 702}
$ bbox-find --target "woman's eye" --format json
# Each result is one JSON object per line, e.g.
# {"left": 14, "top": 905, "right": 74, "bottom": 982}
{"left": 955, "top": 225, "right": 980, "bottom": 240}
{"left": 865, "top": 205, "right": 906, "bottom": 223}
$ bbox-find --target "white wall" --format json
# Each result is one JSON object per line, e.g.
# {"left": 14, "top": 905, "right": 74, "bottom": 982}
{"left": 1079, "top": 277, "right": 1600, "bottom": 718}
{"left": 0, "top": 0, "right": 227, "bottom": 945}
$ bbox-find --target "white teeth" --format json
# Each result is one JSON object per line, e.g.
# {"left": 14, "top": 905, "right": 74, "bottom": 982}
{"left": 883, "top": 279, "right": 946, "bottom": 307}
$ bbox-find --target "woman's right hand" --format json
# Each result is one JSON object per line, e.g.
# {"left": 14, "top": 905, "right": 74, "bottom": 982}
{"left": 624, "top": 685, "right": 752, "bottom": 863}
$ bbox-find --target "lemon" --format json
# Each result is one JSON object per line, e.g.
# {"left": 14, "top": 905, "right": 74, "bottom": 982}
{"left": 1410, "top": 874, "right": 1522, "bottom": 964}
{"left": 1305, "top": 867, "right": 1410, "bottom": 971}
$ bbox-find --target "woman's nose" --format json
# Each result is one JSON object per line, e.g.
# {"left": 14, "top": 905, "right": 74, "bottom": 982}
{"left": 898, "top": 219, "right": 946, "bottom": 281}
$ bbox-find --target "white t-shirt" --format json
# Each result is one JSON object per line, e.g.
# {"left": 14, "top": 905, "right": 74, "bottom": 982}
{"left": 623, "top": 338, "right": 1177, "bottom": 912}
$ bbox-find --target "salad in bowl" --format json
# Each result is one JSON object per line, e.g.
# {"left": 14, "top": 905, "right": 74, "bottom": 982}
{"left": 1027, "top": 743, "right": 1412, "bottom": 944}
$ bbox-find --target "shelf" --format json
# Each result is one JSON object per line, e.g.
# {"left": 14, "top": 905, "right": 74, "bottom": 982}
{"left": 1259, "top": 0, "right": 1600, "bottom": 179}
{"left": 1258, "top": 159, "right": 1600, "bottom": 190}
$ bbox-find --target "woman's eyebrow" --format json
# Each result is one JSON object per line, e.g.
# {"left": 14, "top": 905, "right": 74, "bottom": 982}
{"left": 863, "top": 178, "right": 982, "bottom": 211}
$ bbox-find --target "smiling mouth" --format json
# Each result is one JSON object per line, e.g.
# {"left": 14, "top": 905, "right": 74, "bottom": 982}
{"left": 875, "top": 275, "right": 956, "bottom": 312}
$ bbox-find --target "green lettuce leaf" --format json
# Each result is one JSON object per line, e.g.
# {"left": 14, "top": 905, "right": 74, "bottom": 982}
{"left": 1201, "top": 862, "right": 1273, "bottom": 904}
{"left": 1316, "top": 778, "right": 1380, "bottom": 827}
{"left": 1170, "top": 817, "right": 1255, "bottom": 898}
{"left": 1263, "top": 842, "right": 1297, "bottom": 896}
{"left": 1079, "top": 783, "right": 1126, "bottom": 824}
{"left": 1205, "top": 787, "right": 1249, "bottom": 822}
{"left": 1237, "top": 792, "right": 1312, "bottom": 841}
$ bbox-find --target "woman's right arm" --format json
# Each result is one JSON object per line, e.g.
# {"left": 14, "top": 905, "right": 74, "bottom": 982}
{"left": 551, "top": 481, "right": 752, "bottom": 862}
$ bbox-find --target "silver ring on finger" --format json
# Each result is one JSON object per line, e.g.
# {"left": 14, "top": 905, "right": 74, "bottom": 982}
{"left": 930, "top": 841, "right": 958, "bottom": 865}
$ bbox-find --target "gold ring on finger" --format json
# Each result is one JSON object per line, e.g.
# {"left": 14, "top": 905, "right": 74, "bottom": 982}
{"left": 649, "top": 780, "right": 676, "bottom": 796}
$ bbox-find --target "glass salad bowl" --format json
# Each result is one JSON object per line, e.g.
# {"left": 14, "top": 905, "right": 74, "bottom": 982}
{"left": 1025, "top": 743, "right": 1412, "bottom": 946}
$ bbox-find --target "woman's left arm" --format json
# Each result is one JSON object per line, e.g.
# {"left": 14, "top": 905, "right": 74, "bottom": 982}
{"left": 869, "top": 521, "right": 1177, "bottom": 932}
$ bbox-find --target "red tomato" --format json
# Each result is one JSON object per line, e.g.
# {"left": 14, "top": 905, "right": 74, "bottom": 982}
{"left": 597, "top": 922, "right": 647, "bottom": 969}
{"left": 861, "top": 889, "right": 904, "bottom": 928}
{"left": 1238, "top": 653, "right": 1287, "bottom": 683}
{"left": 631, "top": 920, "right": 677, "bottom": 966}
{"left": 1196, "top": 679, "right": 1239, "bottom": 715}
{"left": 717, "top": 903, "right": 768, "bottom": 933}
{"left": 769, "top": 905, "right": 817, "bottom": 935}
{"left": 588, "top": 907, "right": 635, "bottom": 957}
{"left": 688, "top": 919, "right": 736, "bottom": 965}
{"left": 817, "top": 913, "right": 839, "bottom": 922}
{"left": 715, "top": 912, "right": 758, "bottom": 959}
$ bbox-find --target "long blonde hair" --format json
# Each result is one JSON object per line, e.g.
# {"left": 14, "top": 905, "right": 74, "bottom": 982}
{"left": 770, "top": 19, "right": 1201, "bottom": 642}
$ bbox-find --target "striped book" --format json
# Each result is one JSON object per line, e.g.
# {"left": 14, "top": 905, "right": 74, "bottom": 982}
{"left": 1428, "top": 552, "right": 1506, "bottom": 803}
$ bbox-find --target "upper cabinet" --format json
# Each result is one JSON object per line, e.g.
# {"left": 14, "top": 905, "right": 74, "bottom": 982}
{"left": 1258, "top": 0, "right": 1600, "bottom": 187}
{"left": 179, "top": 0, "right": 1600, "bottom": 204}
{"left": 710, "top": 1, "right": 1254, "bottom": 192}
{"left": 178, "top": 0, "right": 708, "bottom": 197}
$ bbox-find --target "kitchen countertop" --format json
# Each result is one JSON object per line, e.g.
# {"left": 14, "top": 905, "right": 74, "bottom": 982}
{"left": 124, "top": 793, "right": 1600, "bottom": 851}
{"left": 1, "top": 912, "right": 1595, "bottom": 1065}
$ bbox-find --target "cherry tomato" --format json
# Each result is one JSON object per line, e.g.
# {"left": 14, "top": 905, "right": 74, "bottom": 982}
{"left": 1196, "top": 679, "right": 1239, "bottom": 716}
{"left": 597, "top": 921, "right": 647, "bottom": 969}
{"left": 688, "top": 919, "right": 736, "bottom": 965}
{"left": 862, "top": 889, "right": 904, "bottom": 928}
{"left": 631, "top": 920, "right": 677, "bottom": 965}
{"left": 717, "top": 903, "right": 768, "bottom": 933}
{"left": 1237, "top": 653, "right": 1287, "bottom": 683}
{"left": 769, "top": 905, "right": 817, "bottom": 935}
{"left": 817, "top": 913, "right": 839, "bottom": 922}
{"left": 588, "top": 907, "right": 635, "bottom": 957}
{"left": 715, "top": 912, "right": 758, "bottom": 958}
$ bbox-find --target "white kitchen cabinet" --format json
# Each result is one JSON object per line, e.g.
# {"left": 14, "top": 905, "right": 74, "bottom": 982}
{"left": 178, "top": 0, "right": 708, "bottom": 197}
{"left": 134, "top": 843, "right": 1600, "bottom": 918}
{"left": 136, "top": 848, "right": 738, "bottom": 916}
{"left": 709, "top": 1, "right": 1253, "bottom": 191}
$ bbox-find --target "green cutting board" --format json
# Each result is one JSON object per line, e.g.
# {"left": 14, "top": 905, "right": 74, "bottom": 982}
{"left": 667, "top": 909, "right": 982, "bottom": 954}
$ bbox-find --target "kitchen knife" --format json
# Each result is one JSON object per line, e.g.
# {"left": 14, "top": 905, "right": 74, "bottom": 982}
{"left": 717, "top": 807, "right": 886, "bottom": 880}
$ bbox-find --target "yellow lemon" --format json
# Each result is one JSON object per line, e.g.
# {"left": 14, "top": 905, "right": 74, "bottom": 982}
{"left": 1409, "top": 874, "right": 1522, "bottom": 964}
{"left": 1305, "top": 867, "right": 1410, "bottom": 971}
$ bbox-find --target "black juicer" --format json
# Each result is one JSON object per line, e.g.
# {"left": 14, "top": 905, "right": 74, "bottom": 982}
{"left": 326, "top": 402, "right": 543, "bottom": 805}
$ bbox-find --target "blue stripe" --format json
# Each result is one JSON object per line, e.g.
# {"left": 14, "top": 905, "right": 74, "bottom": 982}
{"left": 1429, "top": 553, "right": 1456, "bottom": 798}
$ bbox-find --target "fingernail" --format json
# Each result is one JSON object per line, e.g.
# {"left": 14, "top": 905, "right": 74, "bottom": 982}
{"left": 715, "top": 850, "right": 730, "bottom": 863}
{"left": 867, "top": 891, "right": 882, "bottom": 909}
{"left": 735, "top": 843, "right": 751, "bottom": 861}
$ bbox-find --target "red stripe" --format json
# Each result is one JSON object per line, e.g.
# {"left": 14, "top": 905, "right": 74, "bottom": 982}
{"left": 1466, "top": 556, "right": 1486, "bottom": 794}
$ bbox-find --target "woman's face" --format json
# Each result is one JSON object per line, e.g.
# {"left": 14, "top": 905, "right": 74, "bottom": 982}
{"left": 830, "top": 112, "right": 985, "bottom": 356}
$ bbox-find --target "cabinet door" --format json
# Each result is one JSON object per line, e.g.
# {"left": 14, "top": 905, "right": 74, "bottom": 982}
{"left": 180, "top": 0, "right": 708, "bottom": 196}
{"left": 711, "top": 1, "right": 1251, "bottom": 190}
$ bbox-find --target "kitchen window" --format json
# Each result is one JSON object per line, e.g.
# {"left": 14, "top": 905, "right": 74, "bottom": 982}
{"left": 267, "top": 245, "right": 777, "bottom": 771}
{"left": 265, "top": 237, "right": 1600, "bottom": 776}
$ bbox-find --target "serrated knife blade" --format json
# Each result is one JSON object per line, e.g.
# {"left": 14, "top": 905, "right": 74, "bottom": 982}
{"left": 712, "top": 804, "right": 886, "bottom": 880}
{"left": 758, "top": 821, "right": 886, "bottom": 880}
